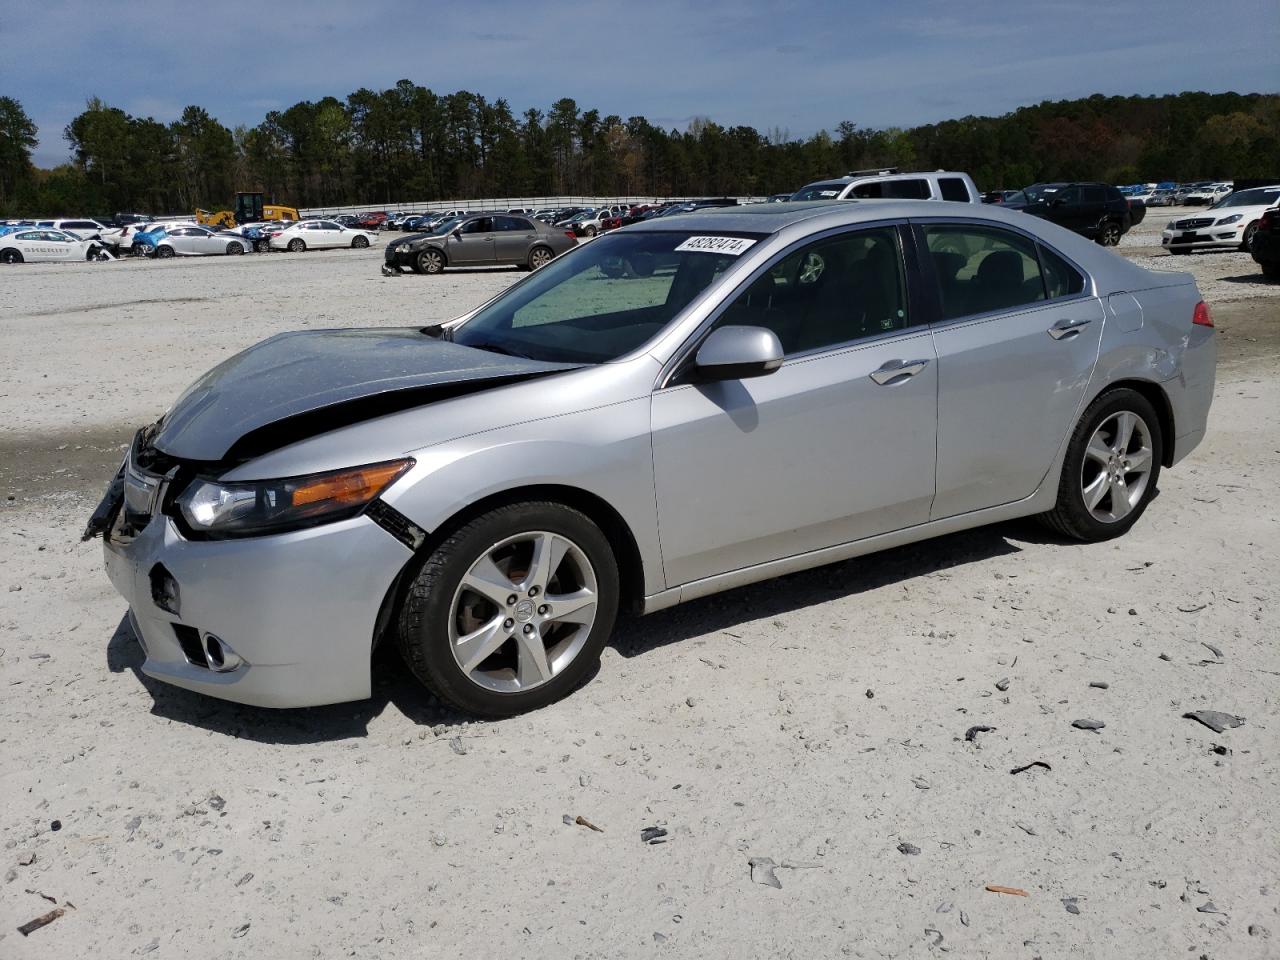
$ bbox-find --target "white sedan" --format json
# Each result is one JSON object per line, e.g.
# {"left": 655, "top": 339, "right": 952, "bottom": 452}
{"left": 269, "top": 220, "right": 379, "bottom": 252}
{"left": 1162, "top": 184, "right": 1280, "bottom": 254}
{"left": 0, "top": 228, "right": 112, "bottom": 264}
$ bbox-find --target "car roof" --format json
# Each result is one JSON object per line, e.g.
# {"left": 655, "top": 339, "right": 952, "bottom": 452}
{"left": 624, "top": 197, "right": 1088, "bottom": 235}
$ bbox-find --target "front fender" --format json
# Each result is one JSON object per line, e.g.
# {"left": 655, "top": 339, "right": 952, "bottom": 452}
{"left": 379, "top": 397, "right": 665, "bottom": 595}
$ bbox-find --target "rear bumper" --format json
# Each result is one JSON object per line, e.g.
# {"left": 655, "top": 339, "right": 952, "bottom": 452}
{"left": 104, "top": 512, "right": 411, "bottom": 708}
{"left": 1166, "top": 323, "right": 1216, "bottom": 466}
{"left": 1250, "top": 233, "right": 1280, "bottom": 266}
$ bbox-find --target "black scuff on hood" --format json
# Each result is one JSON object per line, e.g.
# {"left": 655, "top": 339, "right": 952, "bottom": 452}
{"left": 151, "top": 327, "right": 581, "bottom": 462}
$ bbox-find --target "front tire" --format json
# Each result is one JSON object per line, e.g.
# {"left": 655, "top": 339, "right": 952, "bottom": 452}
{"left": 226, "top": 241, "right": 244, "bottom": 255}
{"left": 584, "top": 225, "right": 597, "bottom": 237}
{"left": 397, "top": 502, "right": 620, "bottom": 717}
{"left": 352, "top": 235, "right": 370, "bottom": 249}
{"left": 1261, "top": 262, "right": 1280, "bottom": 282}
{"left": 416, "top": 248, "right": 445, "bottom": 274}
{"left": 1240, "top": 221, "right": 1259, "bottom": 252}
{"left": 287, "top": 238, "right": 305, "bottom": 253}
{"left": 1040, "top": 388, "right": 1162, "bottom": 542}
{"left": 156, "top": 245, "right": 175, "bottom": 259}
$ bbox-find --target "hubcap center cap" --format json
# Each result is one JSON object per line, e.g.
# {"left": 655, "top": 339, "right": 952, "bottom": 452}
{"left": 514, "top": 600, "right": 536, "bottom": 623}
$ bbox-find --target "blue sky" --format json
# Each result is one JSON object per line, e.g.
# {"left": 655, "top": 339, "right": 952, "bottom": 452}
{"left": 6, "top": 0, "right": 1277, "bottom": 167}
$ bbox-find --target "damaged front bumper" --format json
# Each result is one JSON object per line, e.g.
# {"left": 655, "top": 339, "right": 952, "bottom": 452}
{"left": 93, "top": 435, "right": 413, "bottom": 708}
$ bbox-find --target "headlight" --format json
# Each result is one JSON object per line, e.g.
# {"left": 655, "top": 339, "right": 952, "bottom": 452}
{"left": 1214, "top": 214, "right": 1242, "bottom": 226}
{"left": 176, "top": 459, "right": 413, "bottom": 538}
{"left": 1165, "top": 221, "right": 1176, "bottom": 230}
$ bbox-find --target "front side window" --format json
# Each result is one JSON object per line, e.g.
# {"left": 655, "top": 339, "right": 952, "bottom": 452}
{"left": 461, "top": 217, "right": 492, "bottom": 234}
{"left": 453, "top": 231, "right": 755, "bottom": 364}
{"left": 709, "top": 227, "right": 910, "bottom": 355}
{"left": 924, "top": 224, "right": 1046, "bottom": 320}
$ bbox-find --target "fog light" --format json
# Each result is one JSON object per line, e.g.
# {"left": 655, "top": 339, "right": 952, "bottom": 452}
{"left": 149, "top": 564, "right": 180, "bottom": 615}
{"left": 203, "top": 634, "right": 244, "bottom": 673}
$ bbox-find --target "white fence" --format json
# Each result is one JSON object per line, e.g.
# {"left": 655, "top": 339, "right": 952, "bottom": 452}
{"left": 299, "top": 196, "right": 769, "bottom": 218}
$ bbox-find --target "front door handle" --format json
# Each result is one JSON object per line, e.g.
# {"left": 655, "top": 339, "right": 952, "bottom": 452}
{"left": 869, "top": 358, "right": 930, "bottom": 385}
{"left": 1048, "top": 318, "right": 1092, "bottom": 340}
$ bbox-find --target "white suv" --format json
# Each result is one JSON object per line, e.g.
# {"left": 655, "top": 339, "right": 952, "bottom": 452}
{"left": 791, "top": 169, "right": 980, "bottom": 204}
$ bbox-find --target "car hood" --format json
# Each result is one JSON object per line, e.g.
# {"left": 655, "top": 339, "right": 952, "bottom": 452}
{"left": 152, "top": 328, "right": 581, "bottom": 462}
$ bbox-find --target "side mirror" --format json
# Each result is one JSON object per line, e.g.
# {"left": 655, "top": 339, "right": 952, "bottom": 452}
{"left": 452, "top": 229, "right": 462, "bottom": 240}
{"left": 694, "top": 326, "right": 784, "bottom": 381}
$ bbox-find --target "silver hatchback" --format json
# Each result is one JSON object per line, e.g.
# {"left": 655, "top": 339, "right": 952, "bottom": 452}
{"left": 90, "top": 201, "right": 1216, "bottom": 715}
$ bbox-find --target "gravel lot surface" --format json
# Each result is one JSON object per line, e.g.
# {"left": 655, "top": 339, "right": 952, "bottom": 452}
{"left": 1, "top": 237, "right": 1277, "bottom": 958}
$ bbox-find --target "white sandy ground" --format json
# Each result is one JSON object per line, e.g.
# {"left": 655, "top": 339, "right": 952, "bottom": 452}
{"left": 0, "top": 234, "right": 1277, "bottom": 958}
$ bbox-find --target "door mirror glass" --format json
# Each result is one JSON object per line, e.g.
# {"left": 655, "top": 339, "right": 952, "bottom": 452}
{"left": 695, "top": 326, "right": 784, "bottom": 381}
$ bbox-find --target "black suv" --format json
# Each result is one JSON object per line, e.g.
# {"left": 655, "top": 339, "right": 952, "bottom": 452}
{"left": 1015, "top": 182, "right": 1132, "bottom": 246}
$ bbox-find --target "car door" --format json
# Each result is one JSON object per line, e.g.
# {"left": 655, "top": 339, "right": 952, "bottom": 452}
{"left": 1080, "top": 185, "right": 1109, "bottom": 233}
{"left": 651, "top": 224, "right": 939, "bottom": 587}
{"left": 446, "top": 217, "right": 496, "bottom": 265}
{"left": 317, "top": 221, "right": 346, "bottom": 248}
{"left": 492, "top": 216, "right": 535, "bottom": 264}
{"left": 188, "top": 227, "right": 219, "bottom": 254}
{"left": 917, "top": 220, "right": 1104, "bottom": 519}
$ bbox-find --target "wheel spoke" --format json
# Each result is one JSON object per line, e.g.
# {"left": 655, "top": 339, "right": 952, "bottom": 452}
{"left": 1109, "top": 475, "right": 1132, "bottom": 519}
{"left": 1085, "top": 434, "right": 1112, "bottom": 466}
{"left": 454, "top": 616, "right": 508, "bottom": 675}
{"left": 462, "top": 554, "right": 517, "bottom": 608}
{"left": 515, "top": 628, "right": 551, "bottom": 687}
{"left": 1125, "top": 447, "right": 1152, "bottom": 474}
{"left": 1084, "top": 473, "right": 1109, "bottom": 510}
{"left": 1114, "top": 412, "right": 1136, "bottom": 452}
{"left": 544, "top": 588, "right": 596, "bottom": 625}
{"left": 523, "top": 533, "right": 569, "bottom": 595}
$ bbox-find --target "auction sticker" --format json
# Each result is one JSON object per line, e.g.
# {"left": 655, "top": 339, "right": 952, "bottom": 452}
{"left": 673, "top": 235, "right": 757, "bottom": 256}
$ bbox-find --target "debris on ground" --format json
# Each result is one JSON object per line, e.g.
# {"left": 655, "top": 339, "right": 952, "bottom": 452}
{"left": 1197, "top": 901, "right": 1223, "bottom": 914}
{"left": 1071, "top": 718, "right": 1105, "bottom": 732}
{"left": 897, "top": 842, "right": 920, "bottom": 855}
{"left": 1062, "top": 897, "right": 1081, "bottom": 914}
{"left": 573, "top": 815, "right": 603, "bottom": 833}
{"left": 748, "top": 857, "right": 782, "bottom": 889}
{"left": 964, "top": 725, "right": 995, "bottom": 742}
{"left": 1201, "top": 641, "right": 1224, "bottom": 658}
{"left": 1016, "top": 822, "right": 1037, "bottom": 836}
{"left": 924, "top": 927, "right": 944, "bottom": 947}
{"left": 232, "top": 921, "right": 251, "bottom": 938}
{"left": 994, "top": 677, "right": 1010, "bottom": 691}
{"left": 640, "top": 827, "right": 668, "bottom": 844}
{"left": 448, "top": 737, "right": 467, "bottom": 755}
{"left": 1089, "top": 681, "right": 1110, "bottom": 689}
{"left": 1010, "top": 761, "right": 1052, "bottom": 775}
{"left": 1183, "top": 711, "right": 1245, "bottom": 733}
{"left": 985, "top": 884, "right": 1029, "bottom": 897}
{"left": 18, "top": 906, "right": 68, "bottom": 937}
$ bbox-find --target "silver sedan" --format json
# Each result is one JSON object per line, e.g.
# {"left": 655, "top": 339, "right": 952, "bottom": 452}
{"left": 151, "top": 226, "right": 251, "bottom": 258}
{"left": 90, "top": 200, "right": 1216, "bottom": 715}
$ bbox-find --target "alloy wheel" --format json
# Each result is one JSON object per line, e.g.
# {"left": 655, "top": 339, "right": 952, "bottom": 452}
{"left": 1080, "top": 410, "right": 1153, "bottom": 523}
{"left": 447, "top": 531, "right": 598, "bottom": 693}
{"left": 530, "top": 247, "right": 553, "bottom": 269}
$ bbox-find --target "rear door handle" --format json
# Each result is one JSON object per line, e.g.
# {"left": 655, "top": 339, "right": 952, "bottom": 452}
{"left": 1048, "top": 318, "right": 1092, "bottom": 340}
{"left": 869, "top": 358, "right": 930, "bottom": 385}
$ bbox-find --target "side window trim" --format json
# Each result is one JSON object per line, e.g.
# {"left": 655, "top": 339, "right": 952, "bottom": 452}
{"left": 658, "top": 219, "right": 917, "bottom": 389}
{"left": 909, "top": 218, "right": 1093, "bottom": 329}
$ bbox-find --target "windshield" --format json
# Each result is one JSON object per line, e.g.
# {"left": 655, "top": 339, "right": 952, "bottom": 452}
{"left": 1212, "top": 187, "right": 1280, "bottom": 209}
{"left": 790, "top": 183, "right": 846, "bottom": 201}
{"left": 451, "top": 231, "right": 759, "bottom": 364}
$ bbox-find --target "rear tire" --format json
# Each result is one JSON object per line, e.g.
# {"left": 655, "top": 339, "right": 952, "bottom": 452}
{"left": 1262, "top": 262, "right": 1280, "bottom": 282}
{"left": 396, "top": 501, "right": 620, "bottom": 717}
{"left": 1040, "top": 387, "right": 1163, "bottom": 542}
{"left": 1, "top": 248, "right": 23, "bottom": 264}
{"left": 1098, "top": 221, "right": 1122, "bottom": 246}
{"left": 287, "top": 238, "right": 305, "bottom": 253}
{"left": 528, "top": 245, "right": 554, "bottom": 270}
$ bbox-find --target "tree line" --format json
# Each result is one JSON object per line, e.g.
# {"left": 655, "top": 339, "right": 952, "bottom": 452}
{"left": 1, "top": 87, "right": 1276, "bottom": 217}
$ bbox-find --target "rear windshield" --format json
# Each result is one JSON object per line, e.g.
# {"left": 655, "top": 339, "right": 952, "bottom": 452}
{"left": 791, "top": 183, "right": 847, "bottom": 201}
{"left": 453, "top": 231, "right": 762, "bottom": 364}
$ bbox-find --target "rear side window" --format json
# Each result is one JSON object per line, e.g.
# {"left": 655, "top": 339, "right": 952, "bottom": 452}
{"left": 494, "top": 216, "right": 533, "bottom": 231}
{"left": 923, "top": 224, "right": 1047, "bottom": 320}
{"left": 1039, "top": 244, "right": 1085, "bottom": 299}
{"left": 1105, "top": 186, "right": 1123, "bottom": 201}
{"left": 1082, "top": 186, "right": 1106, "bottom": 203}
{"left": 939, "top": 178, "right": 970, "bottom": 202}
{"left": 851, "top": 179, "right": 931, "bottom": 200}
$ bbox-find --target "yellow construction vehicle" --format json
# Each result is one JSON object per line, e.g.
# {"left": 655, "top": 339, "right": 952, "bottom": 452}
{"left": 196, "top": 192, "right": 299, "bottom": 228}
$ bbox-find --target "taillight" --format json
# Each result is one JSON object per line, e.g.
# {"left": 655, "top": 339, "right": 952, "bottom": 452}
{"left": 1192, "top": 301, "right": 1213, "bottom": 328}
{"left": 565, "top": 231, "right": 576, "bottom": 239}
{"left": 1262, "top": 210, "right": 1276, "bottom": 231}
